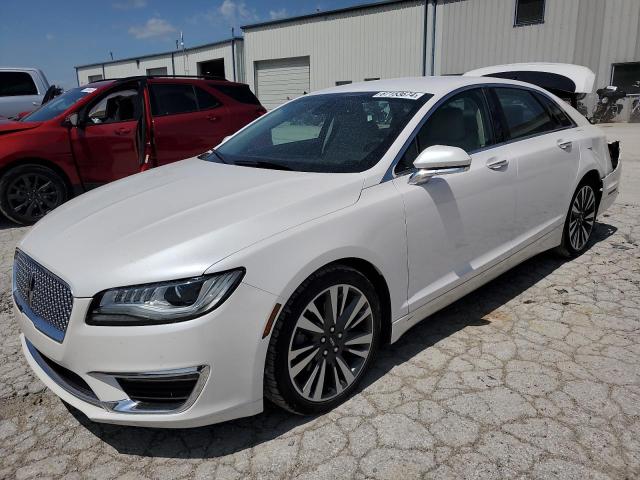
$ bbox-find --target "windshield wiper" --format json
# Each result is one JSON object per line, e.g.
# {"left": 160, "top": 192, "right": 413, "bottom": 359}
{"left": 233, "top": 160, "right": 293, "bottom": 171}
{"left": 199, "top": 148, "right": 230, "bottom": 164}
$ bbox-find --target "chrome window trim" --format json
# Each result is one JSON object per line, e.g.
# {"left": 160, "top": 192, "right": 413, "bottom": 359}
{"left": 383, "top": 82, "right": 577, "bottom": 181}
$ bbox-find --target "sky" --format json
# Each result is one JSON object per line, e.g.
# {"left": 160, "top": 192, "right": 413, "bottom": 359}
{"left": 0, "top": 0, "right": 378, "bottom": 89}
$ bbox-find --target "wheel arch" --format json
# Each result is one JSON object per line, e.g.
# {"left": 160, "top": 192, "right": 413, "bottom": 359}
{"left": 579, "top": 169, "right": 603, "bottom": 207}
{"left": 0, "top": 157, "right": 75, "bottom": 195}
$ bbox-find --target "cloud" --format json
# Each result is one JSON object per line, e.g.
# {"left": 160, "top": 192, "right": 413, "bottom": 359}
{"left": 218, "top": 0, "right": 259, "bottom": 24}
{"left": 113, "top": 0, "right": 147, "bottom": 9}
{"left": 45, "top": 33, "right": 55, "bottom": 41}
{"left": 269, "top": 8, "right": 287, "bottom": 20}
{"left": 128, "top": 18, "right": 177, "bottom": 39}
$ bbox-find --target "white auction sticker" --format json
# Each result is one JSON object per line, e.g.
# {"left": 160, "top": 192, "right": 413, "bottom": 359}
{"left": 81, "top": 88, "right": 97, "bottom": 93}
{"left": 373, "top": 91, "right": 425, "bottom": 100}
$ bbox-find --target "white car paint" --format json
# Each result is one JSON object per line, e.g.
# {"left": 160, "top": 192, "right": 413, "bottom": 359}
{"left": 464, "top": 63, "right": 596, "bottom": 93}
{"left": 14, "top": 75, "right": 620, "bottom": 427}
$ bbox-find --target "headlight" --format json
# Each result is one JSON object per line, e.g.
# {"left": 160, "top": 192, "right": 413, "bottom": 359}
{"left": 87, "top": 269, "right": 245, "bottom": 326}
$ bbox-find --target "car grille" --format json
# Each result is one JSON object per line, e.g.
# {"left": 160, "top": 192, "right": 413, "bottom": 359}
{"left": 13, "top": 250, "right": 73, "bottom": 342}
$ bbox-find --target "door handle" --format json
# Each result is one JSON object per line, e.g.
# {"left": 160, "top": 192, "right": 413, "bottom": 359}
{"left": 486, "top": 158, "right": 509, "bottom": 170}
{"left": 115, "top": 127, "right": 131, "bottom": 135}
{"left": 207, "top": 115, "right": 218, "bottom": 122}
{"left": 557, "top": 140, "right": 572, "bottom": 151}
{"left": 32, "top": 101, "right": 39, "bottom": 106}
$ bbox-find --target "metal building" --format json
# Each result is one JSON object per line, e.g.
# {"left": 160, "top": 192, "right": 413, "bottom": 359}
{"left": 241, "top": 0, "right": 639, "bottom": 111}
{"left": 75, "top": 37, "right": 245, "bottom": 85}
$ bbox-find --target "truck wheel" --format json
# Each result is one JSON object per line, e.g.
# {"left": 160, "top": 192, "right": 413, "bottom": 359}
{"left": 0, "top": 164, "right": 68, "bottom": 225}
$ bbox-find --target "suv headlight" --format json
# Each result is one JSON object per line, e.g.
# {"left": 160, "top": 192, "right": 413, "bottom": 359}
{"left": 87, "top": 269, "right": 245, "bottom": 326}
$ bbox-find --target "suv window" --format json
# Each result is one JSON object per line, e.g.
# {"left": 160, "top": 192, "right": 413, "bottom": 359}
{"left": 195, "top": 86, "right": 220, "bottom": 110}
{"left": 396, "top": 88, "right": 492, "bottom": 174}
{"left": 0, "top": 71, "right": 38, "bottom": 97}
{"left": 493, "top": 87, "right": 557, "bottom": 140}
{"left": 88, "top": 89, "right": 140, "bottom": 124}
{"left": 533, "top": 92, "right": 575, "bottom": 128}
{"left": 213, "top": 84, "right": 261, "bottom": 105}
{"left": 150, "top": 84, "right": 198, "bottom": 116}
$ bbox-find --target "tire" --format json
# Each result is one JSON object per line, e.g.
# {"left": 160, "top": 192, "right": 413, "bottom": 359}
{"left": 0, "top": 164, "right": 68, "bottom": 225}
{"left": 264, "top": 265, "right": 381, "bottom": 415}
{"left": 556, "top": 180, "right": 599, "bottom": 258}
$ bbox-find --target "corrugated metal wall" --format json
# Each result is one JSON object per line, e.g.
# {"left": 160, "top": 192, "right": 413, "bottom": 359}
{"left": 435, "top": 0, "right": 581, "bottom": 75}
{"left": 243, "top": 1, "right": 426, "bottom": 93}
{"left": 76, "top": 41, "right": 244, "bottom": 85}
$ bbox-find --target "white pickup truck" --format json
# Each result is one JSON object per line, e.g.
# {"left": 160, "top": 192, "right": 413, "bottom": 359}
{"left": 0, "top": 67, "right": 50, "bottom": 119}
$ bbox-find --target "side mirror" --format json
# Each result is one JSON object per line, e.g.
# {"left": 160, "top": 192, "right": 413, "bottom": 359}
{"left": 409, "top": 145, "right": 471, "bottom": 186}
{"left": 63, "top": 112, "right": 80, "bottom": 128}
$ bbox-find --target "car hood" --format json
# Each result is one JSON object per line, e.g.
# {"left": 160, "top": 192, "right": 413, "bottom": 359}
{"left": 0, "top": 119, "right": 41, "bottom": 135}
{"left": 20, "top": 158, "right": 364, "bottom": 296}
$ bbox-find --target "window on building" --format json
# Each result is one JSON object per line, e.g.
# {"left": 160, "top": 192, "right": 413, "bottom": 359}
{"left": 0, "top": 72, "right": 38, "bottom": 96}
{"left": 146, "top": 67, "right": 168, "bottom": 76}
{"left": 87, "top": 74, "right": 103, "bottom": 83}
{"left": 493, "top": 87, "right": 557, "bottom": 140}
{"left": 611, "top": 63, "right": 640, "bottom": 95}
{"left": 335, "top": 81, "right": 352, "bottom": 86}
{"left": 514, "top": 0, "right": 545, "bottom": 26}
{"left": 150, "top": 84, "right": 198, "bottom": 116}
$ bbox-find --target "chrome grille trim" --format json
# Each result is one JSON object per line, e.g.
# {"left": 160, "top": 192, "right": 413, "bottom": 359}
{"left": 13, "top": 250, "right": 73, "bottom": 343}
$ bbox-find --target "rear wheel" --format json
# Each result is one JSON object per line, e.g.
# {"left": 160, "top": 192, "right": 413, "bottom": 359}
{"left": 557, "top": 182, "right": 598, "bottom": 257}
{"left": 264, "top": 265, "right": 381, "bottom": 415}
{"left": 0, "top": 164, "right": 68, "bottom": 225}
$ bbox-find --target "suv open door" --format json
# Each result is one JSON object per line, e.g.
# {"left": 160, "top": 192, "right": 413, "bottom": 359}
{"left": 464, "top": 63, "right": 595, "bottom": 107}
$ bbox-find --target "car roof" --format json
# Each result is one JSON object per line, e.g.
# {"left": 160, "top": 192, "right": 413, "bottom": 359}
{"left": 313, "top": 75, "right": 545, "bottom": 97}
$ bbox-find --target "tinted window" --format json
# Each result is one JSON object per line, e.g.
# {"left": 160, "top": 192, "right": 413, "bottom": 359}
{"left": 0, "top": 71, "right": 38, "bottom": 96}
{"left": 214, "top": 84, "right": 261, "bottom": 105}
{"left": 195, "top": 87, "right": 220, "bottom": 110}
{"left": 150, "top": 84, "right": 198, "bottom": 116}
{"left": 515, "top": 0, "right": 545, "bottom": 26}
{"left": 396, "top": 89, "right": 492, "bottom": 174}
{"left": 212, "top": 92, "right": 430, "bottom": 173}
{"left": 611, "top": 62, "right": 640, "bottom": 94}
{"left": 88, "top": 89, "right": 140, "bottom": 124}
{"left": 533, "top": 92, "right": 575, "bottom": 128}
{"left": 494, "top": 88, "right": 557, "bottom": 140}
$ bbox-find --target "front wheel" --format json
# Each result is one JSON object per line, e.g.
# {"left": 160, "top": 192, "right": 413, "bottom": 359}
{"left": 557, "top": 182, "right": 598, "bottom": 257}
{"left": 264, "top": 265, "right": 381, "bottom": 415}
{"left": 0, "top": 164, "right": 68, "bottom": 225}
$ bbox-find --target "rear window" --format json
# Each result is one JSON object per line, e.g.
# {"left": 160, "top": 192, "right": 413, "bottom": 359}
{"left": 195, "top": 87, "right": 220, "bottom": 110}
{"left": 0, "top": 71, "right": 38, "bottom": 97}
{"left": 493, "top": 87, "right": 557, "bottom": 140}
{"left": 533, "top": 92, "right": 575, "bottom": 128}
{"left": 150, "top": 84, "right": 198, "bottom": 116}
{"left": 213, "top": 84, "right": 261, "bottom": 105}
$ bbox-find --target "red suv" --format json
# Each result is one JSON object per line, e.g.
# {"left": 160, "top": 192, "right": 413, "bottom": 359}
{"left": 0, "top": 76, "right": 266, "bottom": 224}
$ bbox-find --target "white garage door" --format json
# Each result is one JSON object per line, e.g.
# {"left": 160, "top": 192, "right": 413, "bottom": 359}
{"left": 255, "top": 56, "right": 310, "bottom": 110}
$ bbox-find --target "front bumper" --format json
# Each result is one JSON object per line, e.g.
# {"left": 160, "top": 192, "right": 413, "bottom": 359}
{"left": 16, "top": 282, "right": 280, "bottom": 428}
{"left": 599, "top": 159, "right": 621, "bottom": 215}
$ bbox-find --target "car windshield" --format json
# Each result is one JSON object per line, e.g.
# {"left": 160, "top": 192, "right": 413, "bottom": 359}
{"left": 21, "top": 87, "right": 93, "bottom": 122}
{"left": 206, "top": 92, "right": 432, "bottom": 173}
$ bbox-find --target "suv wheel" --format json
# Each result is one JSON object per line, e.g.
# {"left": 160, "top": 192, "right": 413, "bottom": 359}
{"left": 0, "top": 164, "right": 68, "bottom": 225}
{"left": 264, "top": 265, "right": 381, "bottom": 415}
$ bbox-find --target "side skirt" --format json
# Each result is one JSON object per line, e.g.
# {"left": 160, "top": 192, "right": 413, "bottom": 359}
{"left": 390, "top": 225, "right": 562, "bottom": 343}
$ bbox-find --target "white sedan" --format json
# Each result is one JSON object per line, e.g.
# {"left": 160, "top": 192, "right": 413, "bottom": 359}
{"left": 13, "top": 73, "right": 620, "bottom": 428}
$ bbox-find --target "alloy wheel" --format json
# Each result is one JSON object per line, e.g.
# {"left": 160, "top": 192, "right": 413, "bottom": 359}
{"left": 568, "top": 185, "right": 596, "bottom": 251}
{"left": 6, "top": 173, "right": 62, "bottom": 221}
{"left": 287, "top": 284, "right": 374, "bottom": 402}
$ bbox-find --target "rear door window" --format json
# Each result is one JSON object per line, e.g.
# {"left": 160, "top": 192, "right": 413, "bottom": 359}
{"left": 213, "top": 84, "right": 261, "bottom": 105}
{"left": 150, "top": 84, "right": 198, "bottom": 116}
{"left": 195, "top": 87, "right": 221, "bottom": 110}
{"left": 533, "top": 92, "right": 575, "bottom": 128}
{"left": 0, "top": 71, "right": 38, "bottom": 96}
{"left": 493, "top": 87, "right": 557, "bottom": 140}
